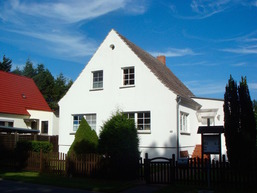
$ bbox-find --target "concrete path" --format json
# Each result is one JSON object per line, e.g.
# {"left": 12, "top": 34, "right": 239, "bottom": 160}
{"left": 0, "top": 179, "right": 100, "bottom": 193}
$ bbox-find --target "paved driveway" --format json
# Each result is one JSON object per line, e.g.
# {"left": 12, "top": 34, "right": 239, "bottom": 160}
{"left": 0, "top": 179, "right": 100, "bottom": 193}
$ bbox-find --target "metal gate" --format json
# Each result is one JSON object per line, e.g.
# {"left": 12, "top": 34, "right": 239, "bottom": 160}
{"left": 144, "top": 154, "right": 175, "bottom": 184}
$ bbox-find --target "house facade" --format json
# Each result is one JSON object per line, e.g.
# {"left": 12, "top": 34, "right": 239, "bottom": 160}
{"left": 58, "top": 29, "right": 225, "bottom": 158}
{"left": 0, "top": 71, "right": 59, "bottom": 135}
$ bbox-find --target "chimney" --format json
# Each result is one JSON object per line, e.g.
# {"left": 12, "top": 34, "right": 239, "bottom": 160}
{"left": 157, "top": 55, "right": 166, "bottom": 65}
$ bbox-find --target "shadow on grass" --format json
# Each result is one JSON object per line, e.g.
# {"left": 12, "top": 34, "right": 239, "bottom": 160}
{"left": 155, "top": 183, "right": 257, "bottom": 193}
{"left": 0, "top": 170, "right": 136, "bottom": 193}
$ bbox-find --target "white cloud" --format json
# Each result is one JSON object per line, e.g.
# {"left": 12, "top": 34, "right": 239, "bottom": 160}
{"left": 185, "top": 80, "right": 225, "bottom": 96}
{"left": 0, "top": 0, "right": 147, "bottom": 62}
{"left": 176, "top": 0, "right": 257, "bottom": 20}
{"left": 150, "top": 48, "right": 198, "bottom": 57}
{"left": 2, "top": 0, "right": 127, "bottom": 23}
{"left": 231, "top": 62, "right": 246, "bottom": 67}
{"left": 190, "top": 0, "right": 231, "bottom": 18}
{"left": 249, "top": 83, "right": 257, "bottom": 90}
{"left": 221, "top": 47, "right": 257, "bottom": 55}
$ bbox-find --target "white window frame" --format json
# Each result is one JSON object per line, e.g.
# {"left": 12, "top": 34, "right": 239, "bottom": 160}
{"left": 41, "top": 121, "right": 48, "bottom": 134}
{"left": 72, "top": 114, "right": 96, "bottom": 132}
{"left": 92, "top": 70, "right": 103, "bottom": 89}
{"left": 122, "top": 67, "right": 135, "bottom": 86}
{"left": 0, "top": 119, "right": 14, "bottom": 127}
{"left": 124, "top": 111, "right": 151, "bottom": 133}
{"left": 180, "top": 112, "right": 189, "bottom": 134}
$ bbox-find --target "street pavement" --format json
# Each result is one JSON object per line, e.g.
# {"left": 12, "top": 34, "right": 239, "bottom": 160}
{"left": 0, "top": 179, "right": 101, "bottom": 193}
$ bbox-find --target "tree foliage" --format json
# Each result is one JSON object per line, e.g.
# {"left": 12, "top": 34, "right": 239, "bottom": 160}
{"left": 98, "top": 112, "right": 139, "bottom": 179}
{"left": 9, "top": 57, "right": 72, "bottom": 111}
{"left": 68, "top": 117, "right": 98, "bottom": 156}
{"left": 224, "top": 75, "right": 256, "bottom": 168}
{"left": 0, "top": 55, "right": 12, "bottom": 72}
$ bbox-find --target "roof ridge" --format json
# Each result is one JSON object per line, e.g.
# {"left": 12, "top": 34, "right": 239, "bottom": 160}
{"left": 0, "top": 70, "right": 33, "bottom": 81}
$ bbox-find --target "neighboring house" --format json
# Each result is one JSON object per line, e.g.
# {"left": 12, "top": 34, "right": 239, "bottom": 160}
{"left": 58, "top": 29, "right": 225, "bottom": 158}
{"left": 0, "top": 71, "right": 59, "bottom": 135}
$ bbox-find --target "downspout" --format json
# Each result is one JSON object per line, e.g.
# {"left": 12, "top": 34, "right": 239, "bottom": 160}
{"left": 176, "top": 96, "right": 181, "bottom": 160}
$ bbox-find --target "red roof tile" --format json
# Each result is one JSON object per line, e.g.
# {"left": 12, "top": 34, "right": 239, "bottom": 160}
{"left": 0, "top": 71, "right": 52, "bottom": 115}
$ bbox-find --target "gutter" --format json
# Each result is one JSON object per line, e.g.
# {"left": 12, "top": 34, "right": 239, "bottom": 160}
{"left": 176, "top": 95, "right": 181, "bottom": 159}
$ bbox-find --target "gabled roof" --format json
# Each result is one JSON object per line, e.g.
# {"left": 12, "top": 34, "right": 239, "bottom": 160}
{"left": 115, "top": 30, "right": 200, "bottom": 108}
{"left": 0, "top": 71, "right": 52, "bottom": 115}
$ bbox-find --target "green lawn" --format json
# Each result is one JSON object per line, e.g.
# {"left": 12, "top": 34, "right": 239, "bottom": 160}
{"left": 0, "top": 171, "right": 135, "bottom": 193}
{"left": 1, "top": 171, "right": 257, "bottom": 193}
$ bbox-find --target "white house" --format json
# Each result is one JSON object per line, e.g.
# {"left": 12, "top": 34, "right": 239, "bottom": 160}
{"left": 0, "top": 71, "right": 59, "bottom": 135}
{"left": 58, "top": 29, "right": 225, "bottom": 159}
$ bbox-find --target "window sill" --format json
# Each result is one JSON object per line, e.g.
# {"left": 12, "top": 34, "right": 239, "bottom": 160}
{"left": 137, "top": 130, "right": 151, "bottom": 134}
{"left": 90, "top": 88, "right": 103, "bottom": 91}
{"left": 119, "top": 85, "right": 135, "bottom": 89}
{"left": 180, "top": 132, "right": 191, "bottom": 136}
{"left": 70, "top": 132, "right": 76, "bottom": 135}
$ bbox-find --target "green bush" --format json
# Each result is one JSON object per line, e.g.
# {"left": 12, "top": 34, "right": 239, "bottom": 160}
{"left": 68, "top": 117, "right": 98, "bottom": 156}
{"left": 98, "top": 112, "right": 139, "bottom": 179}
{"left": 16, "top": 140, "right": 53, "bottom": 153}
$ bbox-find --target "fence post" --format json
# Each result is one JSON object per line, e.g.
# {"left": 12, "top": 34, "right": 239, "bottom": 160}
{"left": 144, "top": 153, "right": 150, "bottom": 183}
{"left": 171, "top": 154, "right": 176, "bottom": 182}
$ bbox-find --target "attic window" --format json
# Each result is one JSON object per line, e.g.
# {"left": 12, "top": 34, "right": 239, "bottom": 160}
{"left": 21, "top": 94, "right": 27, "bottom": 99}
{"left": 123, "top": 67, "right": 135, "bottom": 86}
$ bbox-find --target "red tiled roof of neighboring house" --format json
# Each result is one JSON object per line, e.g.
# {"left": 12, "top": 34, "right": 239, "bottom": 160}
{"left": 0, "top": 71, "right": 52, "bottom": 115}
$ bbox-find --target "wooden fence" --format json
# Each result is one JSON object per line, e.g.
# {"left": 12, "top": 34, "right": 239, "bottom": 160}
{"left": 22, "top": 150, "right": 103, "bottom": 177}
{"left": 2, "top": 150, "right": 257, "bottom": 189}
{"left": 143, "top": 153, "right": 257, "bottom": 189}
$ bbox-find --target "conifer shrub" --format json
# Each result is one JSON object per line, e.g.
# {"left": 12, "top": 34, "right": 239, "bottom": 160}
{"left": 98, "top": 112, "right": 139, "bottom": 179}
{"left": 68, "top": 117, "right": 98, "bottom": 157}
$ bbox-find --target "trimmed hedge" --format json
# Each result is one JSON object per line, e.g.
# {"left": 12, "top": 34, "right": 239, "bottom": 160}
{"left": 16, "top": 140, "right": 53, "bottom": 153}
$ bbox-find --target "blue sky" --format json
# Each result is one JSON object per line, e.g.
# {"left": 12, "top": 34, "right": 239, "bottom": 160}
{"left": 0, "top": 0, "right": 257, "bottom": 100}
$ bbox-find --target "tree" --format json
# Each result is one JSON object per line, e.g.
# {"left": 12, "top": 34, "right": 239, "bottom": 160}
{"left": 224, "top": 75, "right": 256, "bottom": 168}
{"left": 33, "top": 67, "right": 55, "bottom": 108}
{"left": 98, "top": 112, "right": 139, "bottom": 179}
{"left": 253, "top": 100, "right": 257, "bottom": 127}
{"left": 54, "top": 73, "right": 72, "bottom": 101}
{"left": 23, "top": 59, "right": 36, "bottom": 78}
{"left": 12, "top": 66, "right": 23, "bottom": 75}
{"left": 224, "top": 75, "right": 240, "bottom": 167}
{"left": 238, "top": 77, "right": 256, "bottom": 165}
{"left": 0, "top": 55, "right": 12, "bottom": 72}
{"left": 253, "top": 100, "right": 257, "bottom": 147}
{"left": 11, "top": 59, "right": 73, "bottom": 111}
{"left": 68, "top": 117, "right": 98, "bottom": 156}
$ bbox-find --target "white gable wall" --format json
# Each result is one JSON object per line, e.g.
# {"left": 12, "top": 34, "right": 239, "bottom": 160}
{"left": 59, "top": 30, "right": 181, "bottom": 157}
{"left": 58, "top": 30, "right": 225, "bottom": 159}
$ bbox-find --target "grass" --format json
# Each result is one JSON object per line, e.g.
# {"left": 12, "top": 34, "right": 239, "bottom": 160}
{"left": 1, "top": 171, "right": 257, "bottom": 193}
{"left": 0, "top": 170, "right": 136, "bottom": 193}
